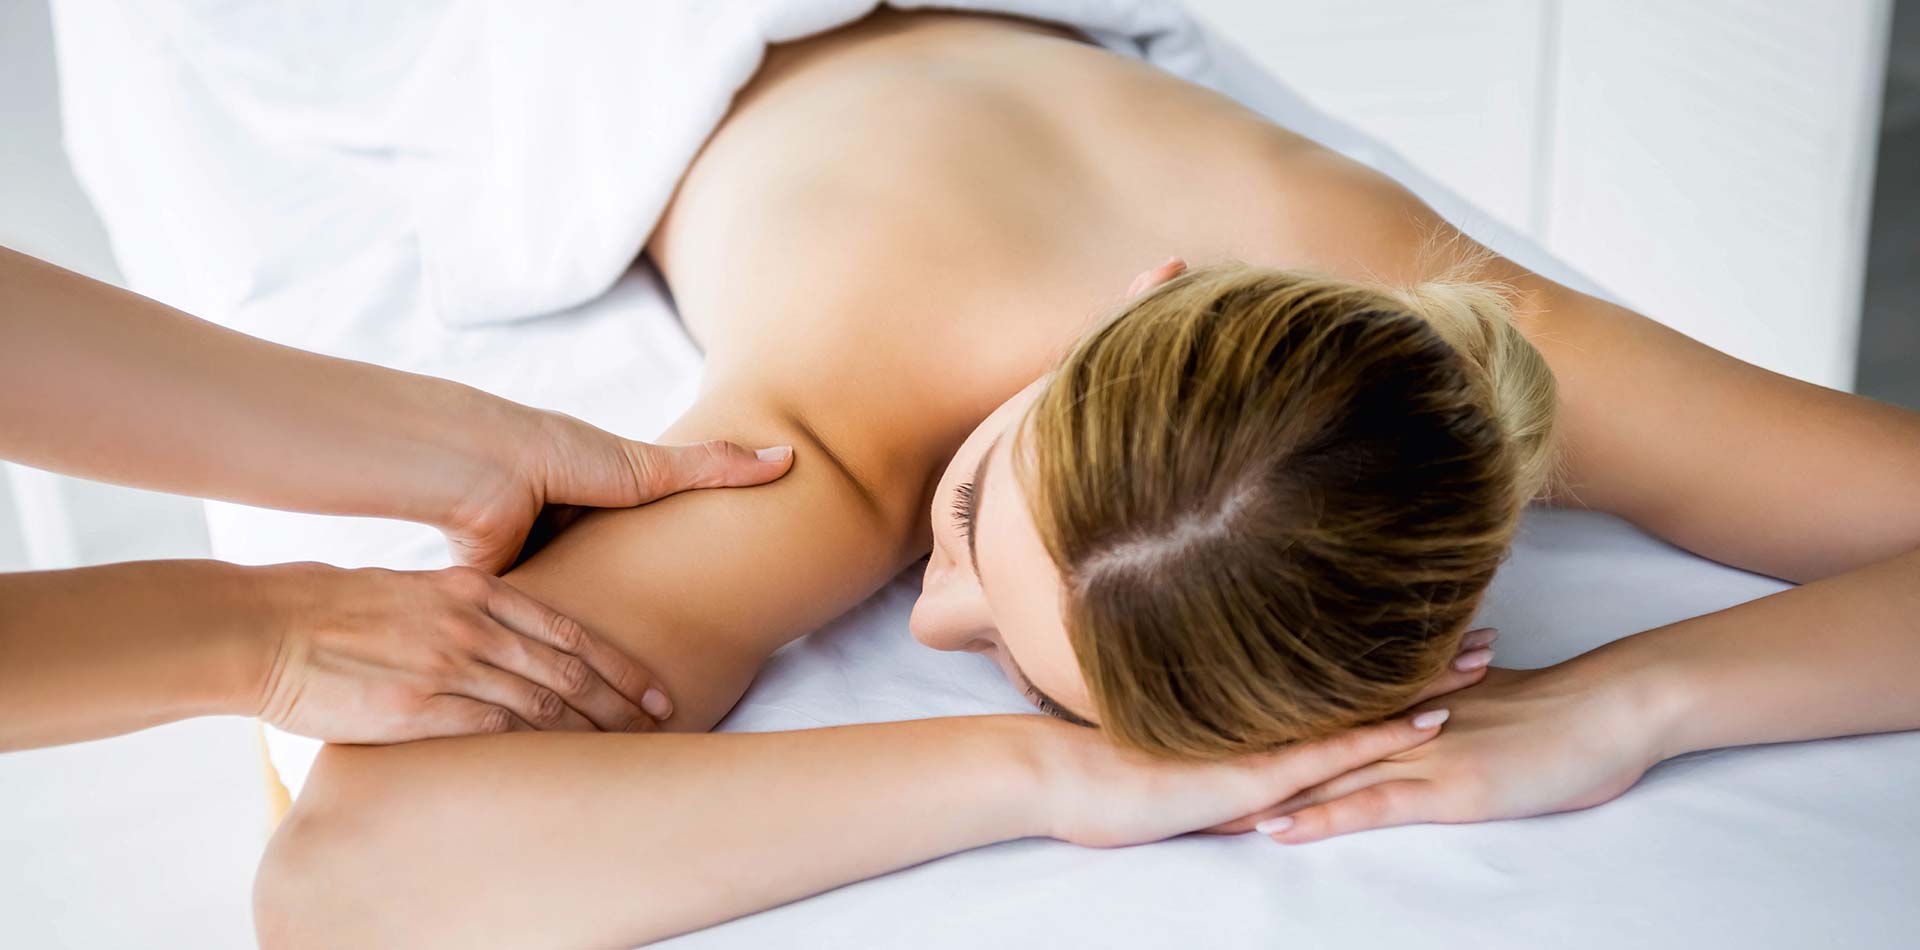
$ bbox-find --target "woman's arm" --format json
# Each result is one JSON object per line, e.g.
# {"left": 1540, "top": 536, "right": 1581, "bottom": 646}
{"left": 499, "top": 388, "right": 932, "bottom": 730}
{"left": 1229, "top": 155, "right": 1920, "bottom": 841}
{"left": 1284, "top": 156, "right": 1920, "bottom": 583}
{"left": 1507, "top": 274, "right": 1920, "bottom": 583}
{"left": 255, "top": 711, "right": 1446, "bottom": 947}
{"left": 1247, "top": 546, "right": 1920, "bottom": 842}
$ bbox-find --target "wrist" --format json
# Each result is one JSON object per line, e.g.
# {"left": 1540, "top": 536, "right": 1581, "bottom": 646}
{"left": 1577, "top": 628, "right": 1701, "bottom": 765}
{"left": 425, "top": 387, "right": 547, "bottom": 529}
{"left": 220, "top": 561, "right": 328, "bottom": 721}
{"left": 1009, "top": 715, "right": 1109, "bottom": 841}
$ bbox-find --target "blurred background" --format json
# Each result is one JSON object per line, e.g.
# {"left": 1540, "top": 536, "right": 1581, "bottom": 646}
{"left": 1, "top": 0, "right": 1913, "bottom": 945}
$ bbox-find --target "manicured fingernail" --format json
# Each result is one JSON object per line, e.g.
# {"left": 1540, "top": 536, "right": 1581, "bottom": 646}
{"left": 1453, "top": 648, "right": 1494, "bottom": 672}
{"left": 1255, "top": 816, "right": 1294, "bottom": 835}
{"left": 1412, "top": 708, "right": 1451, "bottom": 730}
{"left": 1462, "top": 627, "right": 1499, "bottom": 649}
{"left": 641, "top": 688, "right": 673, "bottom": 720}
{"left": 756, "top": 445, "right": 793, "bottom": 463}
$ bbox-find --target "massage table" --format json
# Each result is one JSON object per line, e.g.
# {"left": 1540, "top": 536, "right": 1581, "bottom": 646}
{"left": 50, "top": 1, "right": 1919, "bottom": 946}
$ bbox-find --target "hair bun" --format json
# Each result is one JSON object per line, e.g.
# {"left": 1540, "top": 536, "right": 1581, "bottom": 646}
{"left": 1393, "top": 279, "right": 1558, "bottom": 504}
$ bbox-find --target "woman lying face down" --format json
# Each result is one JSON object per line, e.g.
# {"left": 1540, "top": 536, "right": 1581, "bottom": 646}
{"left": 914, "top": 260, "right": 1553, "bottom": 755}
{"left": 254, "top": 11, "right": 1920, "bottom": 947}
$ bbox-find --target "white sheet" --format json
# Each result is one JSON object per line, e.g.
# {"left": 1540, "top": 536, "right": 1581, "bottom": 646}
{"left": 52, "top": 2, "right": 1919, "bottom": 947}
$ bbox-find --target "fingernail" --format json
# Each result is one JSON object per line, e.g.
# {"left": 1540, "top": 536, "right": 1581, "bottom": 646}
{"left": 1255, "top": 816, "right": 1294, "bottom": 835}
{"left": 1453, "top": 648, "right": 1494, "bottom": 672}
{"left": 1462, "top": 627, "right": 1499, "bottom": 649}
{"left": 1412, "top": 708, "right": 1451, "bottom": 730}
{"left": 756, "top": 445, "right": 793, "bottom": 463}
{"left": 641, "top": 688, "right": 673, "bottom": 720}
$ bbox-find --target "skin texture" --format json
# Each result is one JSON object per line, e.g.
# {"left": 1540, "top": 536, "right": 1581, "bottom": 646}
{"left": 258, "top": 10, "right": 1920, "bottom": 946}
{"left": 0, "top": 246, "right": 794, "bottom": 749}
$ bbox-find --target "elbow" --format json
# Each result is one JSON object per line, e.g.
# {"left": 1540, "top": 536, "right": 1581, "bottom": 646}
{"left": 253, "top": 800, "right": 375, "bottom": 949}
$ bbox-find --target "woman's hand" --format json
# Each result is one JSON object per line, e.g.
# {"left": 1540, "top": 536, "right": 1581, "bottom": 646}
{"left": 442, "top": 408, "right": 795, "bottom": 573}
{"left": 1037, "top": 709, "right": 1451, "bottom": 849}
{"left": 1247, "top": 653, "right": 1675, "bottom": 844}
{"left": 253, "top": 563, "right": 672, "bottom": 743}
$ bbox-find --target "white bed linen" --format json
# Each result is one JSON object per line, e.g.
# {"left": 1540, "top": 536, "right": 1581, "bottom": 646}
{"left": 51, "top": 2, "right": 1919, "bottom": 947}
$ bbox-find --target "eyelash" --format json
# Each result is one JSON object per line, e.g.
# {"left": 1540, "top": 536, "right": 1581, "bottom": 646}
{"left": 1024, "top": 684, "right": 1070, "bottom": 721}
{"left": 951, "top": 479, "right": 977, "bottom": 539}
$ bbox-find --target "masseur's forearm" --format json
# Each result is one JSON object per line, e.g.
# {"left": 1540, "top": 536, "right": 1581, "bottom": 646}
{"left": 0, "top": 560, "right": 274, "bottom": 749}
{"left": 256, "top": 717, "right": 1048, "bottom": 949}
{"left": 1600, "top": 548, "right": 1920, "bottom": 759}
{"left": 0, "top": 245, "right": 516, "bottom": 525}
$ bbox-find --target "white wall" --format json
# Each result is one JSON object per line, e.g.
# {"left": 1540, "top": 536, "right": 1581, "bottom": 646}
{"left": 1185, "top": 0, "right": 1891, "bottom": 390}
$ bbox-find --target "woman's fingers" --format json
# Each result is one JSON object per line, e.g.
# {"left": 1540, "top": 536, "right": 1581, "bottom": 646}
{"left": 1409, "top": 628, "right": 1497, "bottom": 706}
{"left": 1259, "top": 709, "right": 1448, "bottom": 793}
{"left": 481, "top": 578, "right": 670, "bottom": 726}
{"left": 1216, "top": 760, "right": 1402, "bottom": 834}
{"left": 1258, "top": 779, "right": 1439, "bottom": 844}
{"left": 1125, "top": 257, "right": 1187, "bottom": 298}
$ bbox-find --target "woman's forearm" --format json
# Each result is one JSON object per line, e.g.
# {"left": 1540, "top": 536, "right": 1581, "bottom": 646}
{"left": 0, "top": 246, "right": 517, "bottom": 527}
{"left": 1605, "top": 547, "right": 1920, "bottom": 760}
{"left": 256, "top": 717, "right": 1053, "bottom": 949}
{"left": 0, "top": 560, "right": 273, "bottom": 749}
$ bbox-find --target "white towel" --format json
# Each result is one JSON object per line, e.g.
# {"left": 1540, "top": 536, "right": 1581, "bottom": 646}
{"left": 53, "top": 0, "right": 1607, "bottom": 334}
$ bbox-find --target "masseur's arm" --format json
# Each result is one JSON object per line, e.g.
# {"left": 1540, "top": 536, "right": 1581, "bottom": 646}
{"left": 0, "top": 245, "right": 794, "bottom": 748}
{"left": 0, "top": 245, "right": 792, "bottom": 573}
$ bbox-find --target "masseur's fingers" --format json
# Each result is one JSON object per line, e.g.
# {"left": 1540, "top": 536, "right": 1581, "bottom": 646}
{"left": 624, "top": 439, "right": 795, "bottom": 503}
{"left": 1409, "top": 627, "right": 1498, "bottom": 706}
{"left": 411, "top": 694, "right": 536, "bottom": 740}
{"left": 1125, "top": 257, "right": 1187, "bottom": 299}
{"left": 456, "top": 657, "right": 598, "bottom": 732}
{"left": 484, "top": 580, "right": 670, "bottom": 728}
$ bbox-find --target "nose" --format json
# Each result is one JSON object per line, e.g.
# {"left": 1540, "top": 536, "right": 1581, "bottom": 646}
{"left": 909, "top": 555, "right": 996, "bottom": 652}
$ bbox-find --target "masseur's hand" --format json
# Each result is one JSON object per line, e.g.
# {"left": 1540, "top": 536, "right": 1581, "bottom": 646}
{"left": 1039, "top": 710, "right": 1449, "bottom": 848}
{"left": 253, "top": 562, "right": 671, "bottom": 743}
{"left": 1245, "top": 652, "right": 1668, "bottom": 844}
{"left": 442, "top": 408, "right": 795, "bottom": 573}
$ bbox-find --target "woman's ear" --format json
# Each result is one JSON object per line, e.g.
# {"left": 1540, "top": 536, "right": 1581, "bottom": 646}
{"left": 1125, "top": 257, "right": 1188, "bottom": 299}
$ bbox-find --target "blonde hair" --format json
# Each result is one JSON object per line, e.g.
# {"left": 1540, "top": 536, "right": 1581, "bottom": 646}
{"left": 1019, "top": 263, "right": 1556, "bottom": 758}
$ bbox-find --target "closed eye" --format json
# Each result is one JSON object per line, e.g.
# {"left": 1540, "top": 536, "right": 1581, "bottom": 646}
{"left": 1024, "top": 683, "right": 1072, "bottom": 721}
{"left": 951, "top": 479, "right": 977, "bottom": 540}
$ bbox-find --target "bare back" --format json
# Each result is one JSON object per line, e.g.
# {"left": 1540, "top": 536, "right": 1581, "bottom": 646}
{"left": 650, "top": 12, "right": 1406, "bottom": 486}
{"left": 503, "top": 8, "right": 1920, "bottom": 733}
